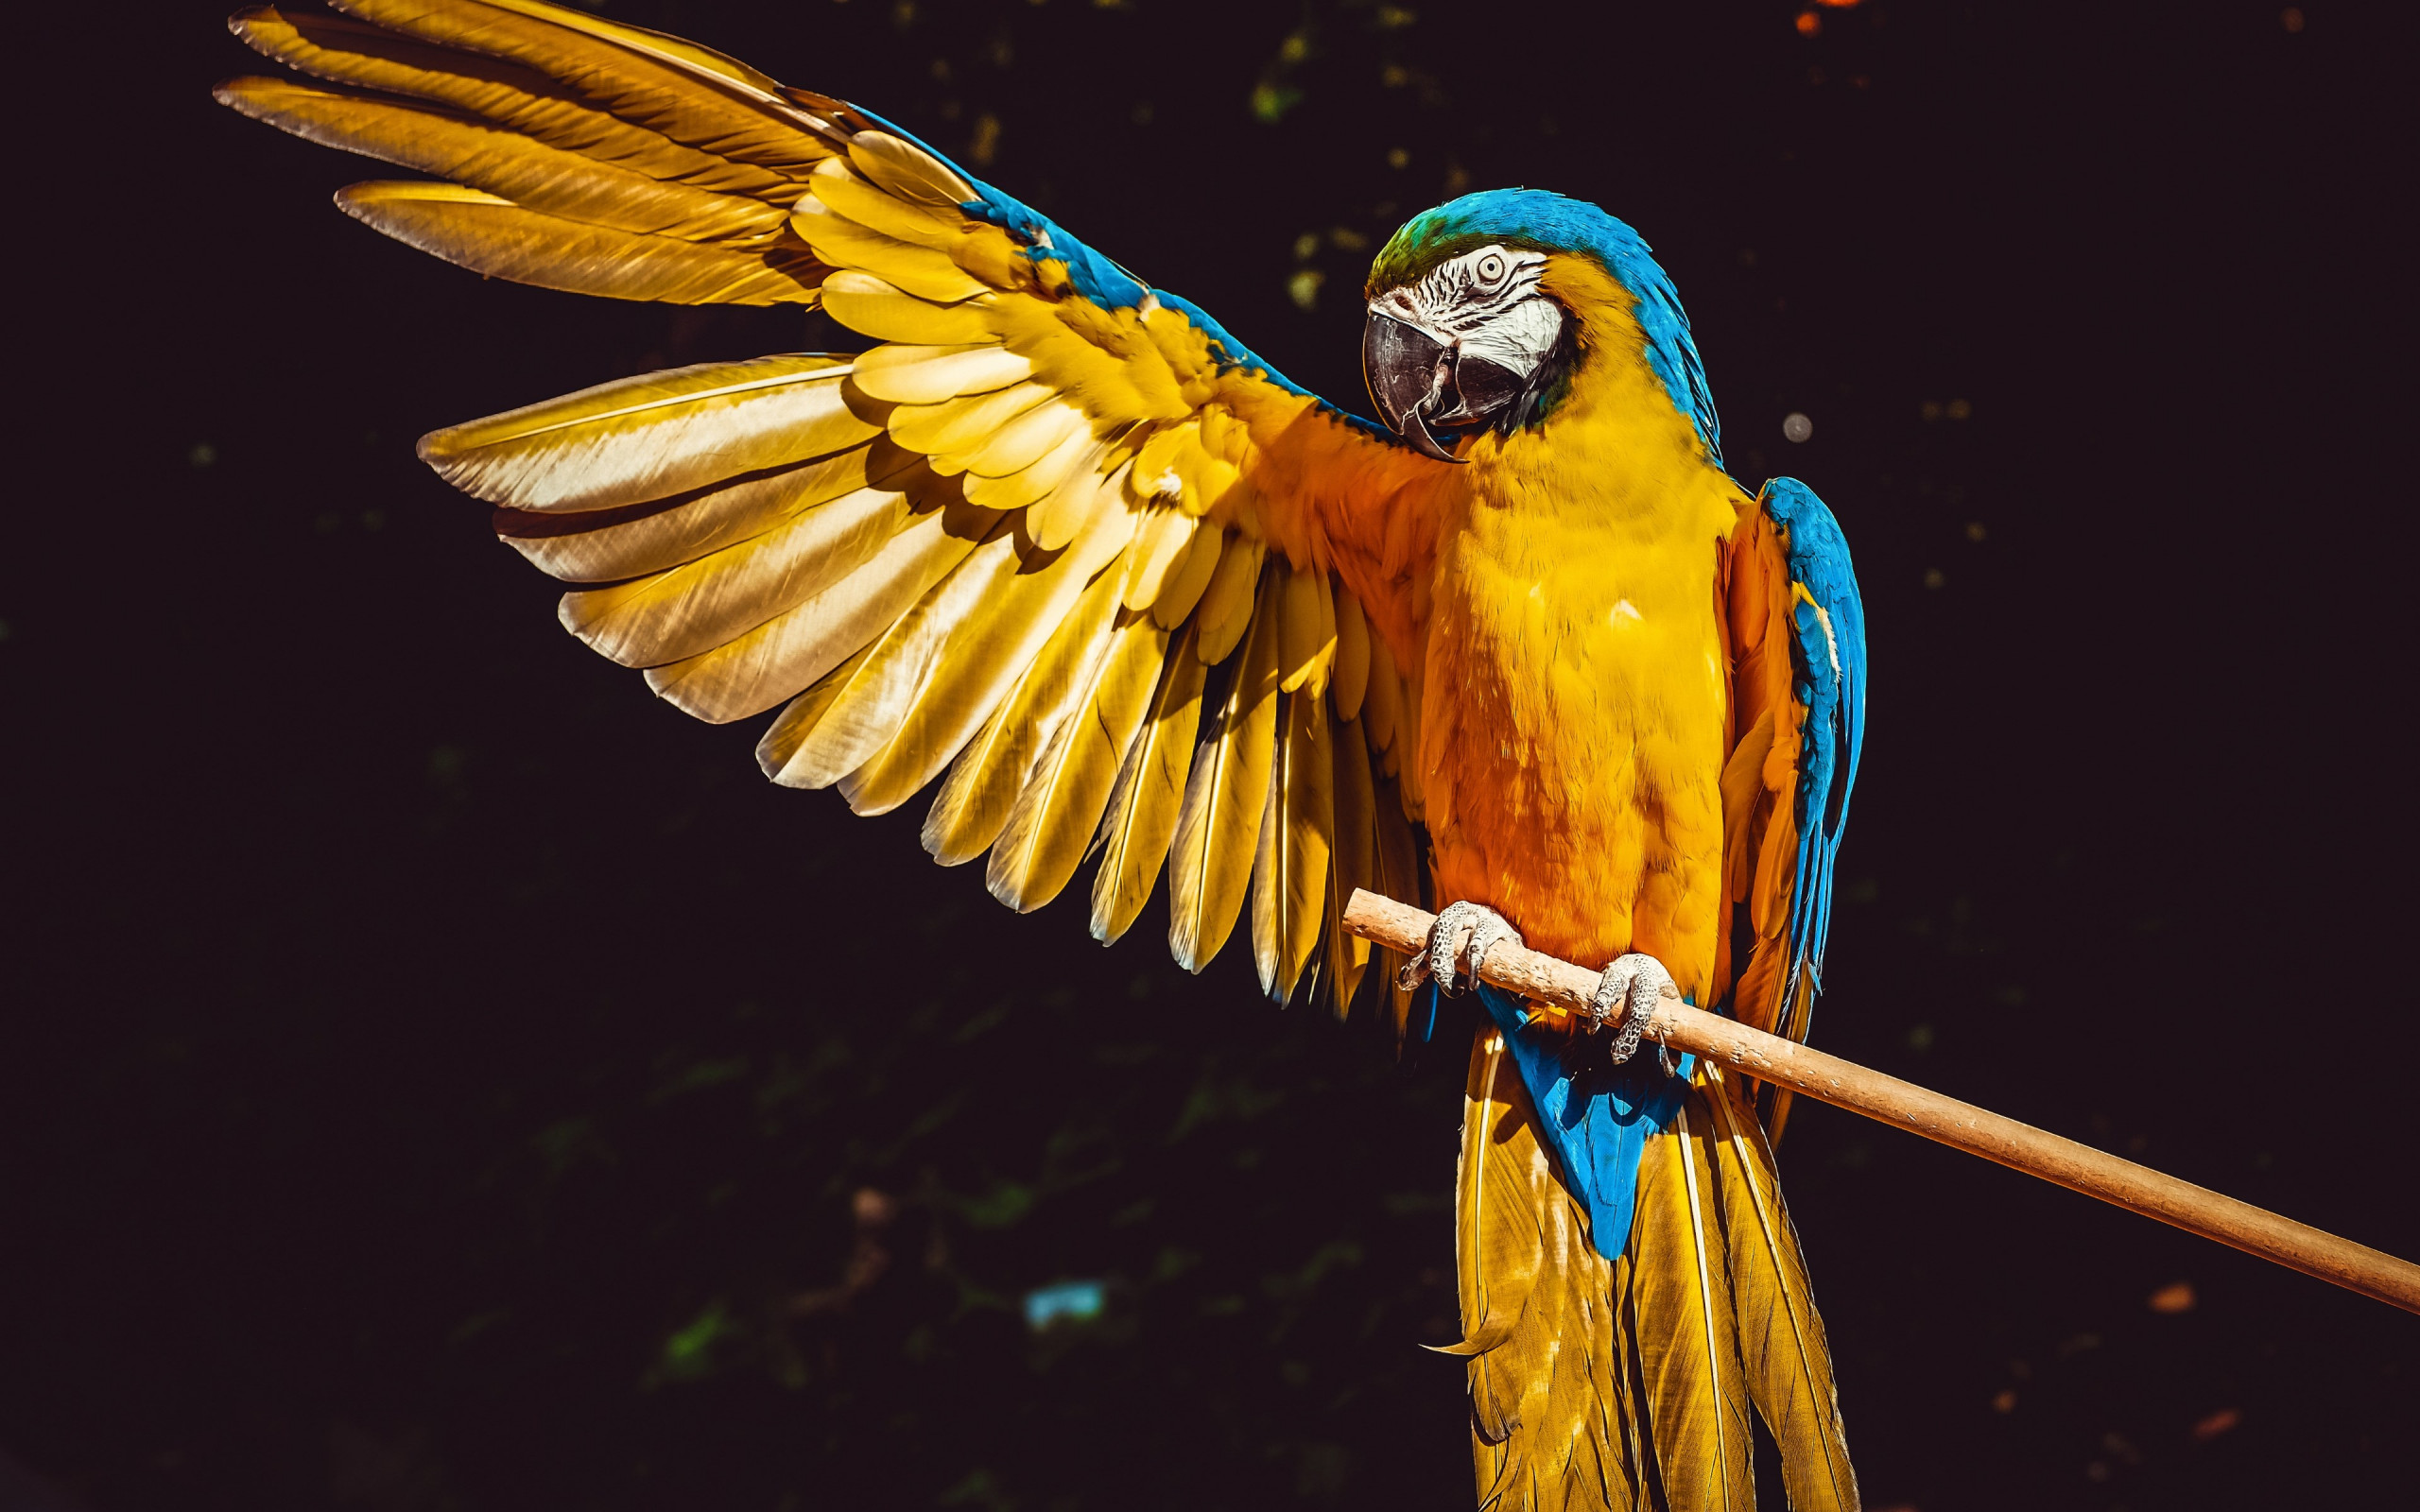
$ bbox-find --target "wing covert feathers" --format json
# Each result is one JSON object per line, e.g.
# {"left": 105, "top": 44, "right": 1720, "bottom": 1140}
{"left": 221, "top": 0, "right": 1439, "bottom": 994}
{"left": 1457, "top": 1049, "right": 1858, "bottom": 1511}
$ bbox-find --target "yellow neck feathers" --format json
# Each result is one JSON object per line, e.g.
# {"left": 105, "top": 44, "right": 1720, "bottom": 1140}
{"left": 1460, "top": 253, "right": 1738, "bottom": 536}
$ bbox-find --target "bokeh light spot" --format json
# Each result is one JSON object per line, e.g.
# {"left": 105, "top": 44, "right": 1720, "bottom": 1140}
{"left": 1024, "top": 1280, "right": 1106, "bottom": 1331}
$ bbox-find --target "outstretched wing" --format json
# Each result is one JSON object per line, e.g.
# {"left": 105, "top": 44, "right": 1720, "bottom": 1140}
{"left": 218, "top": 0, "right": 1445, "bottom": 1017}
{"left": 1720, "top": 478, "right": 1868, "bottom": 1061}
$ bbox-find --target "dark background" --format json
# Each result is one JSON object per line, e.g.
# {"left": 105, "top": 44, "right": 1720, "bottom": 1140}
{"left": 6, "top": 1, "right": 2411, "bottom": 1508}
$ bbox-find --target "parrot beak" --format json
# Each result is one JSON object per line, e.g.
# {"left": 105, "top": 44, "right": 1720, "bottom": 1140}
{"left": 1362, "top": 310, "right": 1465, "bottom": 464}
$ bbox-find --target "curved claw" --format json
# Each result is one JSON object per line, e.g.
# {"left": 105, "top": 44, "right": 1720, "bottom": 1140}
{"left": 1398, "top": 901, "right": 1523, "bottom": 995}
{"left": 1590, "top": 952, "right": 1678, "bottom": 1067}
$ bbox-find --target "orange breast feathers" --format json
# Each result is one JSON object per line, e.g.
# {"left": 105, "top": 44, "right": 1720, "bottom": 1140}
{"left": 1412, "top": 253, "right": 1748, "bottom": 1001}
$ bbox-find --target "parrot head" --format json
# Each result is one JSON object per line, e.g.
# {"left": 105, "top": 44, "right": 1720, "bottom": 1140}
{"left": 1360, "top": 188, "right": 1719, "bottom": 464}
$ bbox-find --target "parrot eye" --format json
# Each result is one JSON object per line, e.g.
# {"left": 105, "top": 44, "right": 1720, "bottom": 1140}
{"left": 1474, "top": 251, "right": 1507, "bottom": 287}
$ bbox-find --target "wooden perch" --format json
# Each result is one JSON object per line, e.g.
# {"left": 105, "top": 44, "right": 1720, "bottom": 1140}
{"left": 1341, "top": 889, "right": 2420, "bottom": 1315}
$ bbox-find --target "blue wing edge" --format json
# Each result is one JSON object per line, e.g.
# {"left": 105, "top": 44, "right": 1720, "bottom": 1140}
{"left": 1756, "top": 476, "right": 1869, "bottom": 1046}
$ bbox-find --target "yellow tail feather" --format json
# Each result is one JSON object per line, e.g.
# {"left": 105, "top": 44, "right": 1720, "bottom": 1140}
{"left": 1454, "top": 1035, "right": 1858, "bottom": 1511}
{"left": 1457, "top": 1031, "right": 1647, "bottom": 1510}
{"left": 1632, "top": 1100, "right": 1754, "bottom": 1509}
{"left": 1705, "top": 1074, "right": 1858, "bottom": 1510}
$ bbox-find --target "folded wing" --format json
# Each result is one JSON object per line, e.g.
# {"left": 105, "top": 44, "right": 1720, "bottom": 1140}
{"left": 220, "top": 0, "right": 1448, "bottom": 1017}
{"left": 1720, "top": 478, "right": 1869, "bottom": 1070}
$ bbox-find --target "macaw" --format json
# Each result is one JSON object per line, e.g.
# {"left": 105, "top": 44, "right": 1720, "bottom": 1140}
{"left": 217, "top": 4, "right": 1869, "bottom": 1507}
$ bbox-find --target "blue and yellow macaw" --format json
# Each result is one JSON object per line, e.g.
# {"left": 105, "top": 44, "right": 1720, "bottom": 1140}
{"left": 219, "top": 4, "right": 1868, "bottom": 1506}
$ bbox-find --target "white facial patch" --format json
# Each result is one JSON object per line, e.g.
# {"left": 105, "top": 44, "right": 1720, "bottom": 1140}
{"left": 1370, "top": 243, "right": 1564, "bottom": 384}
{"left": 1460, "top": 296, "right": 1564, "bottom": 380}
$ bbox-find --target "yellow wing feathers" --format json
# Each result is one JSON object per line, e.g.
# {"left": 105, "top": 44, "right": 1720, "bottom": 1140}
{"left": 217, "top": 3, "right": 842, "bottom": 303}
{"left": 223, "top": 0, "right": 1436, "bottom": 1008}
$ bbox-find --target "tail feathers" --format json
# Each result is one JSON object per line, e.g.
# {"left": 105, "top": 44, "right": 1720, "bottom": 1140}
{"left": 1452, "top": 1039, "right": 1858, "bottom": 1511}
{"left": 1456, "top": 1031, "right": 1647, "bottom": 1505}
{"left": 1445, "top": 1035, "right": 1549, "bottom": 1424}
{"left": 1631, "top": 1099, "right": 1755, "bottom": 1509}
{"left": 1707, "top": 1074, "right": 1858, "bottom": 1511}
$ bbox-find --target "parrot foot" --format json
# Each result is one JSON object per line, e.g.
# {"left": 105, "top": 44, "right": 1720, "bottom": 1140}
{"left": 1589, "top": 953, "right": 1678, "bottom": 1069}
{"left": 1397, "top": 901, "right": 1523, "bottom": 995}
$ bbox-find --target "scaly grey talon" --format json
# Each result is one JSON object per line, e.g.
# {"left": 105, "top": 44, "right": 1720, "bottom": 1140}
{"left": 1462, "top": 910, "right": 1521, "bottom": 989}
{"left": 1590, "top": 952, "right": 1676, "bottom": 1065}
{"left": 1412, "top": 901, "right": 1524, "bottom": 995}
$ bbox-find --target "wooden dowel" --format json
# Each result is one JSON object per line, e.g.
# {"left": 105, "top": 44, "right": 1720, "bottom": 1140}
{"left": 1341, "top": 888, "right": 2420, "bottom": 1316}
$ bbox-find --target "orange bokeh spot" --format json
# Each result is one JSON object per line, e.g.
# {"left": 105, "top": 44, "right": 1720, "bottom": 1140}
{"left": 2193, "top": 1407, "right": 2243, "bottom": 1441}
{"left": 1796, "top": 11, "right": 1822, "bottom": 35}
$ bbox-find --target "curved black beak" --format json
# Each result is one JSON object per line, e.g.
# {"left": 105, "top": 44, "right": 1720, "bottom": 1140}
{"left": 1361, "top": 311, "right": 1464, "bottom": 463}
